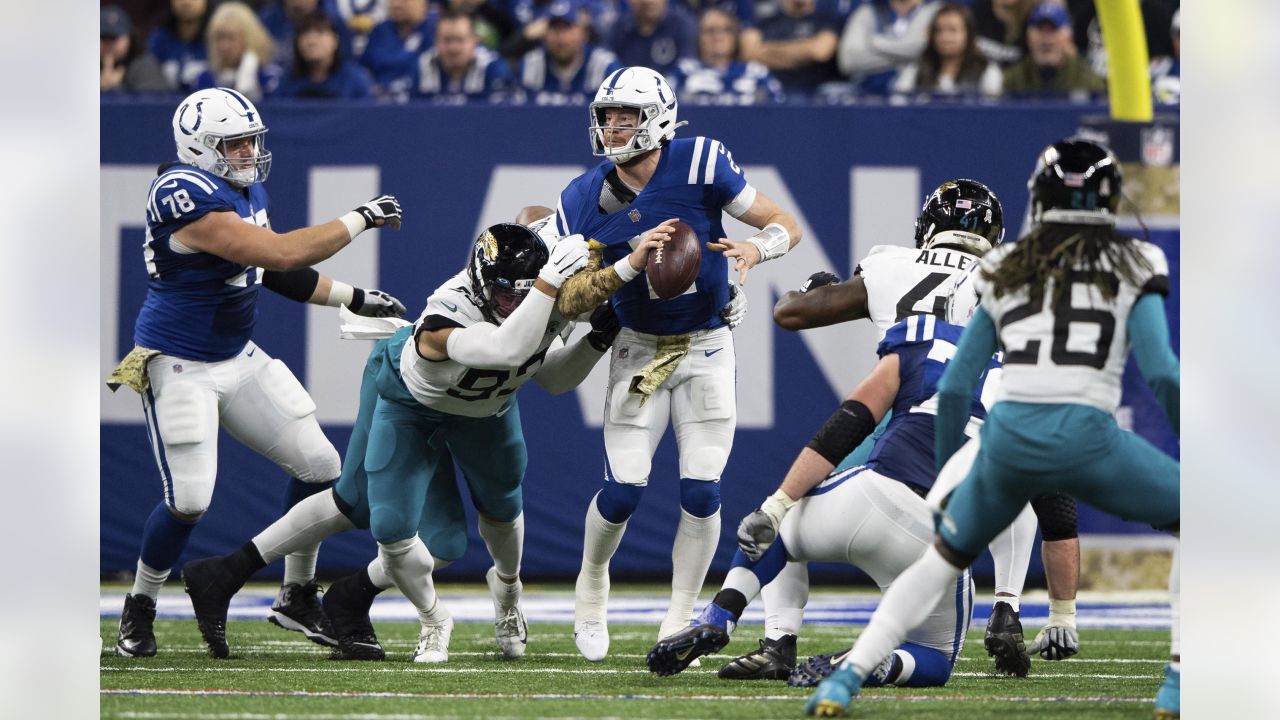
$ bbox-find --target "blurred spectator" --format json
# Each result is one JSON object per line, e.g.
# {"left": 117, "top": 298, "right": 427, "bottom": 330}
{"left": 333, "top": 0, "right": 390, "bottom": 57}
{"left": 1150, "top": 7, "right": 1178, "bottom": 105}
{"left": 361, "top": 0, "right": 438, "bottom": 97}
{"left": 740, "top": 0, "right": 840, "bottom": 97}
{"left": 1001, "top": 3, "right": 1102, "bottom": 99}
{"left": 502, "top": 0, "right": 615, "bottom": 59}
{"left": 516, "top": 0, "right": 622, "bottom": 103}
{"left": 1069, "top": 0, "right": 1179, "bottom": 79}
{"left": 195, "top": 2, "right": 282, "bottom": 101}
{"left": 676, "top": 0, "right": 754, "bottom": 26}
{"left": 608, "top": 0, "right": 698, "bottom": 79}
{"left": 838, "top": 0, "right": 940, "bottom": 96}
{"left": 672, "top": 7, "right": 783, "bottom": 104}
{"left": 275, "top": 12, "right": 375, "bottom": 97}
{"left": 444, "top": 0, "right": 516, "bottom": 50}
{"left": 102, "top": 4, "right": 173, "bottom": 93}
{"left": 972, "top": 0, "right": 1031, "bottom": 66}
{"left": 413, "top": 9, "right": 515, "bottom": 102}
{"left": 148, "top": 0, "right": 212, "bottom": 92}
{"left": 259, "top": 0, "right": 355, "bottom": 67}
{"left": 892, "top": 2, "right": 1000, "bottom": 99}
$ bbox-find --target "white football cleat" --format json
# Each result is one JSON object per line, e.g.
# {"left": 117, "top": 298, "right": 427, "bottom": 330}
{"left": 486, "top": 567, "right": 528, "bottom": 659}
{"left": 412, "top": 615, "right": 454, "bottom": 664}
{"left": 574, "top": 568, "right": 611, "bottom": 661}
{"left": 575, "top": 620, "right": 610, "bottom": 662}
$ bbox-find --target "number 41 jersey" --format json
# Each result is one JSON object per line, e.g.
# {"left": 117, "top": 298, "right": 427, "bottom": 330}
{"left": 856, "top": 245, "right": 982, "bottom": 338}
{"left": 398, "top": 271, "right": 572, "bottom": 418}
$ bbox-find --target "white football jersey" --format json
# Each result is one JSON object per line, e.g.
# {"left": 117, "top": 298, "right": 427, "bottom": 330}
{"left": 857, "top": 245, "right": 982, "bottom": 337}
{"left": 974, "top": 238, "right": 1169, "bottom": 413}
{"left": 399, "top": 271, "right": 572, "bottom": 418}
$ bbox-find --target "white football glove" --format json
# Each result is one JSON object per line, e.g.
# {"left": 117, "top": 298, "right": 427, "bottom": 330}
{"left": 721, "top": 283, "right": 747, "bottom": 329}
{"left": 1028, "top": 624, "right": 1079, "bottom": 660}
{"left": 354, "top": 194, "right": 402, "bottom": 230}
{"left": 351, "top": 289, "right": 406, "bottom": 318}
{"left": 539, "top": 234, "right": 589, "bottom": 288}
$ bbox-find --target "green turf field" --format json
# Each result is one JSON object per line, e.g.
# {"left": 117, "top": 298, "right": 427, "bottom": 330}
{"left": 100, "top": 615, "right": 1168, "bottom": 719}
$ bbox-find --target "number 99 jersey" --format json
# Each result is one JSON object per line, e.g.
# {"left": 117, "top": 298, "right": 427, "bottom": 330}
{"left": 398, "top": 272, "right": 572, "bottom": 418}
{"left": 856, "top": 245, "right": 982, "bottom": 338}
{"left": 974, "top": 238, "right": 1170, "bottom": 413}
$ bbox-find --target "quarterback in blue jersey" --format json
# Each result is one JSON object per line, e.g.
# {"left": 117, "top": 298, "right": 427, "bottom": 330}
{"left": 546, "top": 65, "right": 802, "bottom": 661}
{"left": 804, "top": 139, "right": 1181, "bottom": 718}
{"left": 108, "top": 87, "right": 406, "bottom": 659}
{"left": 648, "top": 280, "right": 994, "bottom": 686}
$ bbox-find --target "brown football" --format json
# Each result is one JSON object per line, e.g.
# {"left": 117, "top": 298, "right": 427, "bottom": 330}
{"left": 645, "top": 220, "right": 701, "bottom": 300}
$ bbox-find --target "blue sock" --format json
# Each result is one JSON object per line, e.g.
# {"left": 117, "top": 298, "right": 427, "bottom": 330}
{"left": 694, "top": 601, "right": 737, "bottom": 630}
{"left": 283, "top": 477, "right": 334, "bottom": 513}
{"left": 871, "top": 643, "right": 952, "bottom": 688}
{"left": 679, "top": 478, "right": 720, "bottom": 517}
{"left": 727, "top": 536, "right": 789, "bottom": 587}
{"left": 138, "top": 502, "right": 197, "bottom": 571}
{"left": 596, "top": 482, "right": 644, "bottom": 524}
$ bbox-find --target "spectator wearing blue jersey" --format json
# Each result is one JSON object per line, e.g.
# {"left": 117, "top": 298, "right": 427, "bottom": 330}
{"left": 672, "top": 7, "right": 783, "bottom": 104}
{"left": 608, "top": 0, "right": 698, "bottom": 79}
{"left": 360, "top": 0, "right": 438, "bottom": 98}
{"left": 149, "top": 0, "right": 212, "bottom": 92}
{"left": 333, "top": 0, "right": 390, "bottom": 57}
{"left": 740, "top": 0, "right": 841, "bottom": 97}
{"left": 838, "top": 0, "right": 941, "bottom": 97}
{"left": 196, "top": 2, "right": 283, "bottom": 101}
{"left": 892, "top": 2, "right": 1000, "bottom": 99}
{"left": 259, "top": 0, "right": 355, "bottom": 68}
{"left": 276, "top": 12, "right": 375, "bottom": 97}
{"left": 413, "top": 9, "right": 515, "bottom": 102}
{"left": 517, "top": 0, "right": 622, "bottom": 103}
{"left": 102, "top": 4, "right": 173, "bottom": 93}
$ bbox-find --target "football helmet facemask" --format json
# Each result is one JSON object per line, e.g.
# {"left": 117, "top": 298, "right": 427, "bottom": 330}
{"left": 467, "top": 223, "right": 550, "bottom": 324}
{"left": 589, "top": 66, "right": 687, "bottom": 164}
{"left": 1028, "top": 137, "right": 1122, "bottom": 226}
{"left": 914, "top": 178, "right": 1005, "bottom": 256}
{"left": 172, "top": 87, "right": 272, "bottom": 187}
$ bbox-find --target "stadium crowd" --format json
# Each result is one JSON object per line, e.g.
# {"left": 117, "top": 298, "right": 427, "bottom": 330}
{"left": 101, "top": 0, "right": 1179, "bottom": 105}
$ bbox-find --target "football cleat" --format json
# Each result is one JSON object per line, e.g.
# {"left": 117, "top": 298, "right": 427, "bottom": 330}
{"left": 322, "top": 573, "right": 384, "bottom": 661}
{"left": 804, "top": 664, "right": 863, "bottom": 717}
{"left": 487, "top": 567, "right": 528, "bottom": 659}
{"left": 789, "top": 647, "right": 852, "bottom": 688}
{"left": 1154, "top": 664, "right": 1180, "bottom": 719}
{"left": 985, "top": 601, "right": 1031, "bottom": 677}
{"left": 269, "top": 581, "right": 337, "bottom": 648}
{"left": 718, "top": 634, "right": 797, "bottom": 680}
{"left": 575, "top": 620, "right": 610, "bottom": 662}
{"left": 574, "top": 567, "right": 611, "bottom": 661}
{"left": 115, "top": 593, "right": 158, "bottom": 658}
{"left": 412, "top": 615, "right": 454, "bottom": 663}
{"left": 646, "top": 603, "right": 735, "bottom": 676}
{"left": 182, "top": 556, "right": 242, "bottom": 658}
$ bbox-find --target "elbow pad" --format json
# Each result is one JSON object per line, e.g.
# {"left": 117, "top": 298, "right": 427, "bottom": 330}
{"left": 806, "top": 399, "right": 877, "bottom": 466}
{"left": 262, "top": 268, "right": 320, "bottom": 302}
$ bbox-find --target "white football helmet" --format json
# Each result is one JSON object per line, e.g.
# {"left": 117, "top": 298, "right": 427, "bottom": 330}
{"left": 588, "top": 66, "right": 686, "bottom": 164}
{"left": 944, "top": 265, "right": 981, "bottom": 326}
{"left": 172, "top": 87, "right": 271, "bottom": 187}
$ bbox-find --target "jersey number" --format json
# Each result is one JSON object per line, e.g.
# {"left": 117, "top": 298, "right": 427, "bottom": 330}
{"left": 999, "top": 270, "right": 1119, "bottom": 369}
{"left": 895, "top": 272, "right": 951, "bottom": 322}
{"left": 161, "top": 189, "right": 196, "bottom": 219}
{"left": 445, "top": 348, "right": 548, "bottom": 402}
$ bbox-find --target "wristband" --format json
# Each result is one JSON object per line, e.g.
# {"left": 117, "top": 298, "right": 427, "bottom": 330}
{"left": 614, "top": 256, "right": 641, "bottom": 283}
{"left": 326, "top": 280, "right": 355, "bottom": 308}
{"left": 340, "top": 211, "right": 367, "bottom": 240}
{"left": 746, "top": 223, "right": 791, "bottom": 264}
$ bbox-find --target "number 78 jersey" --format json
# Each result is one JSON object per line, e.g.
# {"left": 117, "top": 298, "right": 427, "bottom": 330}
{"left": 857, "top": 245, "right": 981, "bottom": 338}
{"left": 973, "top": 238, "right": 1170, "bottom": 414}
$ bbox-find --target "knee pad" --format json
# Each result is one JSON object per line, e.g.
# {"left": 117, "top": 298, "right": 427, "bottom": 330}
{"left": 370, "top": 502, "right": 418, "bottom": 545}
{"left": 596, "top": 482, "right": 644, "bottom": 524}
{"left": 1031, "top": 493, "right": 1079, "bottom": 541}
{"left": 419, "top": 525, "right": 468, "bottom": 563}
{"left": 680, "top": 444, "right": 730, "bottom": 481}
{"left": 257, "top": 359, "right": 317, "bottom": 419}
{"left": 679, "top": 478, "right": 721, "bottom": 517}
{"left": 289, "top": 420, "right": 341, "bottom": 482}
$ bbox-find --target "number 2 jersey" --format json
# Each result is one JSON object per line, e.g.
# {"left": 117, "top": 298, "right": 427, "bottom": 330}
{"left": 134, "top": 163, "right": 270, "bottom": 361}
{"left": 398, "top": 271, "right": 572, "bottom": 418}
{"left": 973, "top": 237, "right": 1169, "bottom": 413}
{"left": 857, "top": 244, "right": 981, "bottom": 337}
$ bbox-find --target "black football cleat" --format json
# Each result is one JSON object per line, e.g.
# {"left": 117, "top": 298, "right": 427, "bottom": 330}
{"left": 181, "top": 556, "right": 242, "bottom": 658}
{"left": 323, "top": 574, "right": 385, "bottom": 661}
{"left": 269, "top": 581, "right": 337, "bottom": 648}
{"left": 718, "top": 634, "right": 797, "bottom": 680}
{"left": 789, "top": 647, "right": 852, "bottom": 688}
{"left": 647, "top": 623, "right": 732, "bottom": 676}
{"left": 115, "top": 593, "right": 158, "bottom": 658}
{"left": 985, "top": 601, "right": 1032, "bottom": 677}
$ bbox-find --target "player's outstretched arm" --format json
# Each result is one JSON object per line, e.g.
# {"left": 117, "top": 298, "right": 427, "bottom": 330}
{"left": 935, "top": 307, "right": 999, "bottom": 470}
{"left": 534, "top": 304, "right": 620, "bottom": 394}
{"left": 173, "top": 195, "right": 403, "bottom": 272}
{"left": 773, "top": 273, "right": 870, "bottom": 330}
{"left": 556, "top": 227, "right": 668, "bottom": 317}
{"left": 1127, "top": 293, "right": 1180, "bottom": 435}
{"left": 709, "top": 191, "right": 801, "bottom": 286}
{"left": 262, "top": 270, "right": 406, "bottom": 318}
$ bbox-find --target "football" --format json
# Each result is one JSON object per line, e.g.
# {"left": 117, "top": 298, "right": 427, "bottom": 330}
{"left": 645, "top": 220, "right": 701, "bottom": 300}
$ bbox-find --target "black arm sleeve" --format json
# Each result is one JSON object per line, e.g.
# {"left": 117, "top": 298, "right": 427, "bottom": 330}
{"left": 262, "top": 268, "right": 321, "bottom": 303}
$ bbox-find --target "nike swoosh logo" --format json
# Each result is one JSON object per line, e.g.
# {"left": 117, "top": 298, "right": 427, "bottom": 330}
{"left": 442, "top": 302, "right": 458, "bottom": 312}
{"left": 704, "top": 348, "right": 722, "bottom": 357}
{"left": 247, "top": 348, "right": 256, "bottom": 357}
{"left": 675, "top": 647, "right": 695, "bottom": 661}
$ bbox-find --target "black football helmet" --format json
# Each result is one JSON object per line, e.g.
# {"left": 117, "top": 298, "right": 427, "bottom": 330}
{"left": 1028, "top": 137, "right": 1122, "bottom": 226}
{"left": 467, "top": 223, "right": 550, "bottom": 324}
{"left": 913, "top": 178, "right": 1004, "bottom": 256}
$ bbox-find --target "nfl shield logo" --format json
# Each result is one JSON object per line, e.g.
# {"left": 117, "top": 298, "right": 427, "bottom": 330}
{"left": 618, "top": 347, "right": 630, "bottom": 359}
{"left": 628, "top": 208, "right": 641, "bottom": 223}
{"left": 173, "top": 364, "right": 183, "bottom": 374}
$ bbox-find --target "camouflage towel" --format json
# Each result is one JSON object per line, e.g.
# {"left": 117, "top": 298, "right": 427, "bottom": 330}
{"left": 106, "top": 345, "right": 162, "bottom": 394}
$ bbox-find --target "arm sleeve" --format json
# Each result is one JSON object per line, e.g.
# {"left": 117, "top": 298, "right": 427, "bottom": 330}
{"left": 262, "top": 268, "right": 321, "bottom": 303}
{"left": 533, "top": 335, "right": 608, "bottom": 394}
{"left": 868, "top": 4, "right": 937, "bottom": 62}
{"left": 936, "top": 306, "right": 1000, "bottom": 470}
{"left": 445, "top": 290, "right": 555, "bottom": 369}
{"left": 556, "top": 242, "right": 626, "bottom": 317}
{"left": 1127, "top": 293, "right": 1180, "bottom": 435}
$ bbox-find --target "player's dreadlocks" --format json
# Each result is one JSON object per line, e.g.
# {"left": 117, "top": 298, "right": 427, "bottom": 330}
{"left": 983, "top": 223, "right": 1153, "bottom": 305}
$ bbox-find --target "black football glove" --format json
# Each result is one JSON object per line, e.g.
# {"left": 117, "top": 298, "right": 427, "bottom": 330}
{"left": 354, "top": 194, "right": 402, "bottom": 231}
{"left": 799, "top": 271, "right": 841, "bottom": 293}
{"left": 586, "top": 302, "right": 620, "bottom": 352}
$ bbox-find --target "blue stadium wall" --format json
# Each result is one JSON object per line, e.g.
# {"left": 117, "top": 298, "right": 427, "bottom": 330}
{"left": 100, "top": 99, "right": 1179, "bottom": 582}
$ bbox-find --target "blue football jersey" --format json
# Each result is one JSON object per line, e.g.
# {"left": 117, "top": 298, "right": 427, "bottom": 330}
{"left": 133, "top": 164, "right": 271, "bottom": 361}
{"left": 865, "top": 315, "right": 1001, "bottom": 490}
{"left": 554, "top": 136, "right": 748, "bottom": 334}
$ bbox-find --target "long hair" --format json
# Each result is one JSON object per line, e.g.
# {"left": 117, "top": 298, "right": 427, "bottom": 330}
{"left": 983, "top": 223, "right": 1154, "bottom": 305}
{"left": 291, "top": 13, "right": 344, "bottom": 79}
{"left": 917, "top": 3, "right": 988, "bottom": 90}
{"left": 206, "top": 2, "right": 276, "bottom": 72}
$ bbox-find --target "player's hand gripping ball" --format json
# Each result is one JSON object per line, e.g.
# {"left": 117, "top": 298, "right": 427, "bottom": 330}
{"left": 645, "top": 220, "right": 701, "bottom": 300}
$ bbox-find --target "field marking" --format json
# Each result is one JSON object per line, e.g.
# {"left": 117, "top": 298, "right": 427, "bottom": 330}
{"left": 101, "top": 666, "right": 1162, "bottom": 680}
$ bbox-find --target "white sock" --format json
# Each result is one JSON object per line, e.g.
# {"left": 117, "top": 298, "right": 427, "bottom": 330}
{"left": 378, "top": 537, "right": 438, "bottom": 617}
{"left": 724, "top": 567, "right": 763, "bottom": 602}
{"left": 664, "top": 509, "right": 721, "bottom": 629}
{"left": 252, "top": 491, "right": 354, "bottom": 565}
{"left": 479, "top": 513, "right": 524, "bottom": 580}
{"left": 420, "top": 596, "right": 451, "bottom": 626}
{"left": 1169, "top": 541, "right": 1179, "bottom": 670}
{"left": 283, "top": 548, "right": 318, "bottom": 587}
{"left": 996, "top": 595, "right": 1021, "bottom": 612}
{"left": 762, "top": 560, "right": 809, "bottom": 639}
{"left": 579, "top": 496, "right": 628, "bottom": 594}
{"left": 131, "top": 559, "right": 170, "bottom": 599}
{"left": 846, "top": 545, "right": 961, "bottom": 678}
{"left": 989, "top": 503, "right": 1036, "bottom": 599}
{"left": 368, "top": 553, "right": 450, "bottom": 590}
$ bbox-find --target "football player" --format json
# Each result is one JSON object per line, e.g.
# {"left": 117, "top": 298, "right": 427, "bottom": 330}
{"left": 107, "top": 87, "right": 405, "bottom": 658}
{"left": 543, "top": 65, "right": 802, "bottom": 661}
{"left": 804, "top": 138, "right": 1180, "bottom": 718}
{"left": 182, "top": 223, "right": 663, "bottom": 661}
